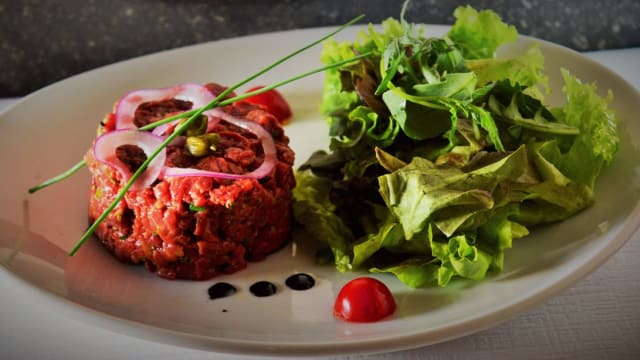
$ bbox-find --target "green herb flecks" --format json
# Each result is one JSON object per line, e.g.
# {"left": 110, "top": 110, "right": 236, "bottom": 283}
{"left": 189, "top": 204, "right": 207, "bottom": 212}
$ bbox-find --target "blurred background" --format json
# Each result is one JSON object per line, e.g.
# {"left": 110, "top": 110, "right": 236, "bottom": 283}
{"left": 1, "top": 0, "right": 638, "bottom": 97}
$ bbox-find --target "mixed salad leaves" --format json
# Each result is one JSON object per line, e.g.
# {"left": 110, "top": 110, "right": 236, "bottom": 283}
{"left": 293, "top": 5, "right": 619, "bottom": 287}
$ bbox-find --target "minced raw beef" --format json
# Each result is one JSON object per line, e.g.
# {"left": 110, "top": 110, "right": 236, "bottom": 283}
{"left": 85, "top": 83, "right": 295, "bottom": 280}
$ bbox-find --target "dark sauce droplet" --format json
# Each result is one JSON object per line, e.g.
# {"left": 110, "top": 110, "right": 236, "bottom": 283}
{"left": 249, "top": 281, "right": 277, "bottom": 297}
{"left": 208, "top": 282, "right": 237, "bottom": 300}
{"left": 285, "top": 273, "right": 315, "bottom": 291}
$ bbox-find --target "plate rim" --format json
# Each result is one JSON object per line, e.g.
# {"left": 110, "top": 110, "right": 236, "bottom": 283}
{"left": 2, "top": 24, "right": 640, "bottom": 357}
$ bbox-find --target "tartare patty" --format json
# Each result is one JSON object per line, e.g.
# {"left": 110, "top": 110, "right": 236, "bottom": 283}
{"left": 85, "top": 83, "right": 295, "bottom": 280}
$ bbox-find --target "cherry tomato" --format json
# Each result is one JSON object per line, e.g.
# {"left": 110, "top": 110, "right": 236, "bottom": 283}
{"left": 241, "top": 86, "right": 292, "bottom": 124}
{"left": 333, "top": 277, "right": 396, "bottom": 322}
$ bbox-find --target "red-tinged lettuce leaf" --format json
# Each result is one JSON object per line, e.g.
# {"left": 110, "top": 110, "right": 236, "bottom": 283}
{"left": 320, "top": 17, "right": 407, "bottom": 117}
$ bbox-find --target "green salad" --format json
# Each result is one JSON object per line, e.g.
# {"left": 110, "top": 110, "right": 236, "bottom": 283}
{"left": 293, "top": 5, "right": 619, "bottom": 287}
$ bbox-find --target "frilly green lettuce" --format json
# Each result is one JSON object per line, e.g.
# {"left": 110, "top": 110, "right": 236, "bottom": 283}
{"left": 448, "top": 5, "right": 518, "bottom": 59}
{"left": 293, "top": 5, "right": 619, "bottom": 288}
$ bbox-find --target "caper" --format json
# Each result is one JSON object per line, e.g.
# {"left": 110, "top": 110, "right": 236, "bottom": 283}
{"left": 201, "top": 133, "right": 220, "bottom": 151}
{"left": 181, "top": 115, "right": 208, "bottom": 137}
{"left": 185, "top": 133, "right": 220, "bottom": 157}
{"left": 186, "top": 137, "right": 209, "bottom": 157}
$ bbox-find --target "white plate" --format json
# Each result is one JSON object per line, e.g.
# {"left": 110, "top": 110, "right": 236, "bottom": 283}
{"left": 1, "top": 25, "right": 639, "bottom": 357}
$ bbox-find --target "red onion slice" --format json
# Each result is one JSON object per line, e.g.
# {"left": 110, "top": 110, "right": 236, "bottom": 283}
{"left": 93, "top": 130, "right": 167, "bottom": 190}
{"left": 115, "top": 83, "right": 215, "bottom": 131}
{"left": 164, "top": 112, "right": 277, "bottom": 180}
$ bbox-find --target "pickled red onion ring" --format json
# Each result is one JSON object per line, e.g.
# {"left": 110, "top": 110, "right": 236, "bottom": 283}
{"left": 164, "top": 113, "right": 276, "bottom": 180}
{"left": 93, "top": 130, "right": 167, "bottom": 191}
{"left": 112, "top": 83, "right": 276, "bottom": 182}
{"left": 115, "top": 83, "right": 215, "bottom": 130}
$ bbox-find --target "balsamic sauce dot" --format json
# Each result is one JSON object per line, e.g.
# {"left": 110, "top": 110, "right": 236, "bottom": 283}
{"left": 208, "top": 282, "right": 237, "bottom": 300}
{"left": 249, "top": 281, "right": 277, "bottom": 297}
{"left": 285, "top": 273, "right": 315, "bottom": 291}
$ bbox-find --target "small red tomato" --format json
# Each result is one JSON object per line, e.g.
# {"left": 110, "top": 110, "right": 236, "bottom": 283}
{"left": 334, "top": 277, "right": 396, "bottom": 322}
{"left": 241, "top": 86, "right": 292, "bottom": 124}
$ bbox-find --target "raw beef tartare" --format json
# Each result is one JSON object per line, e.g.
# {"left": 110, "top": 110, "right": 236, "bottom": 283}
{"left": 85, "top": 83, "right": 295, "bottom": 280}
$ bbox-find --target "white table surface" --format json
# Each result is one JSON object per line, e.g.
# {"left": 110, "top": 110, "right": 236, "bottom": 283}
{"left": 1, "top": 48, "right": 639, "bottom": 360}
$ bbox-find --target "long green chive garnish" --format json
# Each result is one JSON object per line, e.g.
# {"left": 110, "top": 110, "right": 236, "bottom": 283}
{"left": 27, "top": 159, "right": 86, "bottom": 194}
{"left": 68, "top": 52, "right": 372, "bottom": 256}
{"left": 28, "top": 14, "right": 364, "bottom": 195}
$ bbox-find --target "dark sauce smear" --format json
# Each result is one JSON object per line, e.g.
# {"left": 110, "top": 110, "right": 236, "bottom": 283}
{"left": 285, "top": 273, "right": 315, "bottom": 291}
{"left": 249, "top": 281, "right": 277, "bottom": 297}
{"left": 208, "top": 282, "right": 237, "bottom": 300}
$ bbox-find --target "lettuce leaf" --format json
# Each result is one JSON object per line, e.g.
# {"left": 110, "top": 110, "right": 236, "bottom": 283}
{"left": 295, "top": 5, "right": 619, "bottom": 289}
{"left": 319, "top": 39, "right": 360, "bottom": 116}
{"left": 371, "top": 226, "right": 493, "bottom": 287}
{"left": 378, "top": 145, "right": 529, "bottom": 238}
{"left": 292, "top": 170, "right": 355, "bottom": 271}
{"left": 371, "top": 258, "right": 440, "bottom": 288}
{"left": 466, "top": 45, "right": 548, "bottom": 91}
{"left": 447, "top": 5, "right": 518, "bottom": 59}
{"left": 382, "top": 86, "right": 505, "bottom": 150}
{"left": 538, "top": 69, "right": 619, "bottom": 188}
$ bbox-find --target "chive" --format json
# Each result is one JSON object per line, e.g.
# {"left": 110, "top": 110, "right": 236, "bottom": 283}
{"left": 27, "top": 159, "right": 86, "bottom": 194}
{"left": 69, "top": 52, "right": 372, "bottom": 256}
{"left": 188, "top": 204, "right": 207, "bottom": 212}
{"left": 27, "top": 14, "right": 365, "bottom": 195}
{"left": 66, "top": 26, "right": 371, "bottom": 256}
